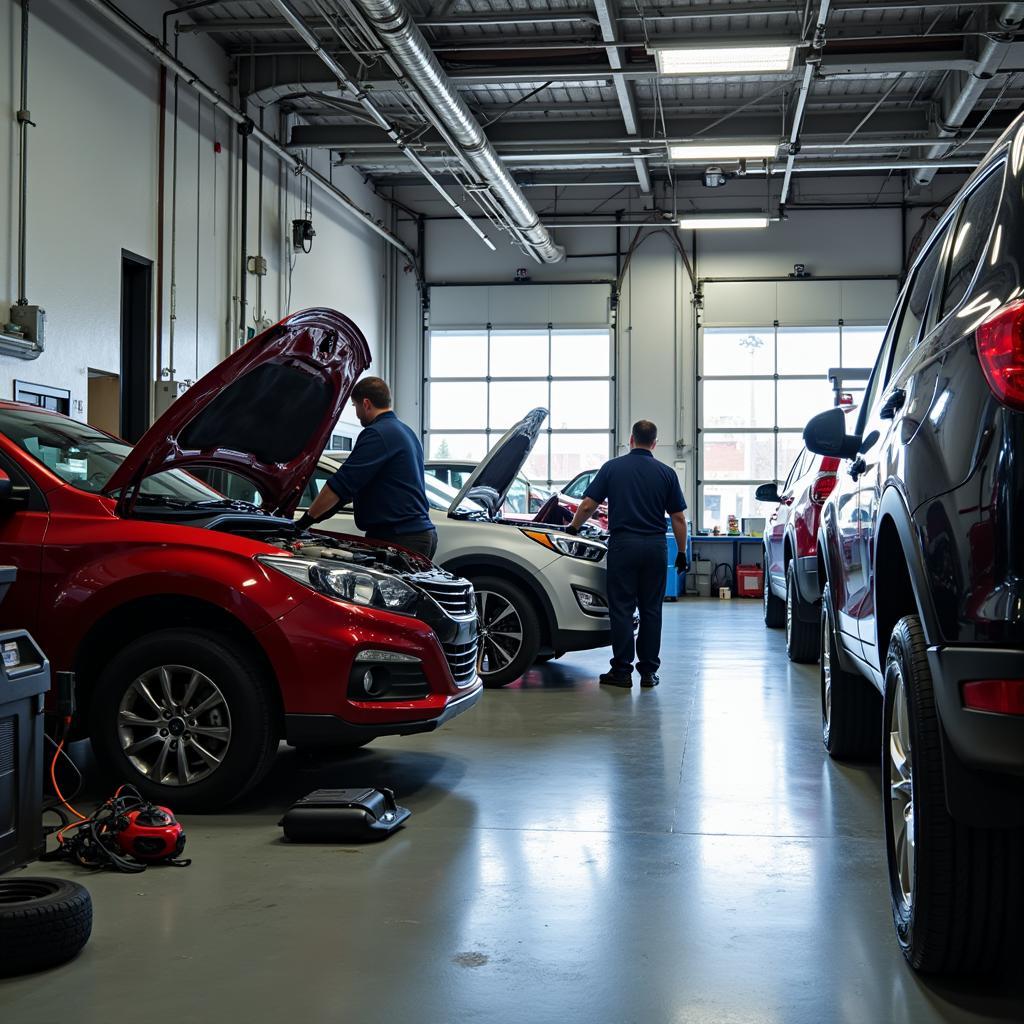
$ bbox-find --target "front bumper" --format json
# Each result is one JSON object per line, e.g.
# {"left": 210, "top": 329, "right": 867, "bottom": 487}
{"left": 929, "top": 645, "right": 1024, "bottom": 776}
{"left": 284, "top": 685, "right": 483, "bottom": 746}
{"left": 542, "top": 554, "right": 612, "bottom": 648}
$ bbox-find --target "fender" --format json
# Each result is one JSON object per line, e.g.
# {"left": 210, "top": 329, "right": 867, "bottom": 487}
{"left": 440, "top": 553, "right": 557, "bottom": 640}
{"left": 874, "top": 484, "right": 941, "bottom": 647}
{"left": 45, "top": 545, "right": 297, "bottom": 671}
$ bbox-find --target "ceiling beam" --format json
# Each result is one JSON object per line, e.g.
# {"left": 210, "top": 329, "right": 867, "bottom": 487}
{"left": 592, "top": 0, "right": 649, "bottom": 193}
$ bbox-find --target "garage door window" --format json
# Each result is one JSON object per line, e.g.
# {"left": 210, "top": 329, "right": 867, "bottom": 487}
{"left": 426, "top": 328, "right": 613, "bottom": 488}
{"left": 699, "top": 323, "right": 883, "bottom": 532}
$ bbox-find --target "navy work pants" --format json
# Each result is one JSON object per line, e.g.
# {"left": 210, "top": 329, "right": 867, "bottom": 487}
{"left": 607, "top": 533, "right": 667, "bottom": 676}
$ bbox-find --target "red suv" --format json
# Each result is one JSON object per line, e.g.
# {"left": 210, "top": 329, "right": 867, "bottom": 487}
{"left": 756, "top": 446, "right": 841, "bottom": 662}
{"left": 0, "top": 309, "right": 481, "bottom": 810}
{"left": 534, "top": 469, "right": 609, "bottom": 530}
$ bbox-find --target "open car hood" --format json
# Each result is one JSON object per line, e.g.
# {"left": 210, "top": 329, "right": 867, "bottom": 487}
{"left": 104, "top": 308, "right": 371, "bottom": 517}
{"left": 448, "top": 407, "right": 547, "bottom": 518}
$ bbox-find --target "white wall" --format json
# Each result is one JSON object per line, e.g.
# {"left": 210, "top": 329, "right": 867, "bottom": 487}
{"left": 0, "top": 0, "right": 388, "bottom": 433}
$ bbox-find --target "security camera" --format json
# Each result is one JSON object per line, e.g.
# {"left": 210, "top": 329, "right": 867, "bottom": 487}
{"left": 703, "top": 166, "right": 727, "bottom": 188}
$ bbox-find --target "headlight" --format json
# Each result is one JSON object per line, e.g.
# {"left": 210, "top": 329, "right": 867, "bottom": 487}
{"left": 258, "top": 555, "right": 418, "bottom": 613}
{"left": 520, "top": 529, "right": 606, "bottom": 562}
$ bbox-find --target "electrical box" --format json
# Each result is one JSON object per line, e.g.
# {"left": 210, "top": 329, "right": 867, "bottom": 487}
{"left": 153, "top": 380, "right": 186, "bottom": 419}
{"left": 247, "top": 255, "right": 268, "bottom": 276}
{"left": 9, "top": 304, "right": 45, "bottom": 346}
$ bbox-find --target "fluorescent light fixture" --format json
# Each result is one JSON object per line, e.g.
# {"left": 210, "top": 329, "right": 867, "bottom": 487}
{"left": 654, "top": 44, "right": 796, "bottom": 76}
{"left": 669, "top": 142, "right": 779, "bottom": 161}
{"left": 678, "top": 215, "right": 770, "bottom": 230}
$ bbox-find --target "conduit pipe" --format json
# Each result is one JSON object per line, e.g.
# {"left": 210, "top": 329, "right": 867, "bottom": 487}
{"left": 913, "top": 2, "right": 1024, "bottom": 185}
{"left": 80, "top": 0, "right": 422, "bottom": 286}
{"left": 344, "top": 0, "right": 565, "bottom": 263}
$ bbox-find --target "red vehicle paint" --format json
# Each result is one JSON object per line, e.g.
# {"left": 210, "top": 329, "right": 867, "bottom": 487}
{"left": 756, "top": 439, "right": 844, "bottom": 662}
{"left": 0, "top": 309, "right": 480, "bottom": 810}
{"left": 533, "top": 469, "right": 609, "bottom": 530}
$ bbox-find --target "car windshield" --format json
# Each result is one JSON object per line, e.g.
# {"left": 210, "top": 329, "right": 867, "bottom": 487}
{"left": 0, "top": 407, "right": 224, "bottom": 502}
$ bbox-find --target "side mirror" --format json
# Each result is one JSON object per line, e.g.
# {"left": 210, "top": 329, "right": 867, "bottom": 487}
{"left": 803, "top": 407, "right": 862, "bottom": 460}
{"left": 755, "top": 482, "right": 781, "bottom": 503}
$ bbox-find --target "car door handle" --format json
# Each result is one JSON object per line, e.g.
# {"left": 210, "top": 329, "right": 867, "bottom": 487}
{"left": 879, "top": 388, "right": 906, "bottom": 420}
{"left": 849, "top": 457, "right": 866, "bottom": 481}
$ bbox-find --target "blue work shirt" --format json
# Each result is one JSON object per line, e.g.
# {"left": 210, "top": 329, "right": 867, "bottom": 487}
{"left": 325, "top": 411, "right": 434, "bottom": 536}
{"left": 584, "top": 448, "right": 687, "bottom": 536}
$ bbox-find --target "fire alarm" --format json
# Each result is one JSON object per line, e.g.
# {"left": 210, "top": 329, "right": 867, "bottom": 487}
{"left": 214, "top": 141, "right": 222, "bottom": 154}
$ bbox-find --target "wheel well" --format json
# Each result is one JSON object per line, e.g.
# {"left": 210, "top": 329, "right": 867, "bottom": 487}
{"left": 73, "top": 595, "right": 282, "bottom": 735}
{"left": 442, "top": 560, "right": 552, "bottom": 647}
{"left": 783, "top": 535, "right": 793, "bottom": 570}
{"left": 873, "top": 516, "right": 918, "bottom": 669}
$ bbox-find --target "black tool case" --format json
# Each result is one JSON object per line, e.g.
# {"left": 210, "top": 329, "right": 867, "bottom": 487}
{"left": 0, "top": 566, "right": 52, "bottom": 874}
{"left": 279, "top": 788, "right": 411, "bottom": 842}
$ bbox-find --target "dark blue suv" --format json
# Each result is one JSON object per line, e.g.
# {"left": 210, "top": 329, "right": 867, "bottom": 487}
{"left": 805, "top": 115, "right": 1024, "bottom": 975}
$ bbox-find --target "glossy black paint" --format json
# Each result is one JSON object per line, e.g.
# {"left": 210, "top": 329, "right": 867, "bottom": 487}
{"left": 815, "top": 115, "right": 1024, "bottom": 795}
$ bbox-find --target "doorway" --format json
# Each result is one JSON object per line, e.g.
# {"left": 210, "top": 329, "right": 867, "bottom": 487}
{"left": 87, "top": 369, "right": 120, "bottom": 435}
{"left": 120, "top": 250, "right": 153, "bottom": 442}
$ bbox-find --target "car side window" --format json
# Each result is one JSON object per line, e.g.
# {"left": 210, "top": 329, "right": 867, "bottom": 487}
{"left": 563, "top": 472, "right": 593, "bottom": 499}
{"left": 298, "top": 469, "right": 331, "bottom": 509}
{"left": 938, "top": 166, "right": 1004, "bottom": 321}
{"left": 889, "top": 217, "right": 955, "bottom": 377}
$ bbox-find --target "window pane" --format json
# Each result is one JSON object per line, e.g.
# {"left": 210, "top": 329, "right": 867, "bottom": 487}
{"left": 776, "top": 433, "right": 806, "bottom": 480}
{"left": 489, "top": 380, "right": 549, "bottom": 430}
{"left": 550, "top": 433, "right": 610, "bottom": 484}
{"left": 702, "top": 432, "right": 775, "bottom": 482}
{"left": 701, "top": 483, "right": 760, "bottom": 535}
{"left": 521, "top": 433, "right": 549, "bottom": 483}
{"left": 776, "top": 326, "right": 840, "bottom": 376}
{"left": 940, "top": 168, "right": 1003, "bottom": 320}
{"left": 703, "top": 327, "right": 774, "bottom": 376}
{"left": 776, "top": 378, "right": 834, "bottom": 429}
{"left": 428, "top": 382, "right": 487, "bottom": 429}
{"left": 430, "top": 332, "right": 487, "bottom": 377}
{"left": 701, "top": 380, "right": 774, "bottom": 429}
{"left": 551, "top": 330, "right": 611, "bottom": 376}
{"left": 426, "top": 433, "right": 488, "bottom": 462}
{"left": 550, "top": 380, "right": 610, "bottom": 429}
{"left": 892, "top": 219, "right": 953, "bottom": 372}
{"left": 841, "top": 326, "right": 885, "bottom": 369}
{"left": 490, "top": 331, "right": 548, "bottom": 377}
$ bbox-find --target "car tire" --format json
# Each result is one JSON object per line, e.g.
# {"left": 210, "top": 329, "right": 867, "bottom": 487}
{"left": 786, "top": 561, "right": 819, "bottom": 663}
{"left": 0, "top": 877, "right": 92, "bottom": 976}
{"left": 763, "top": 550, "right": 785, "bottom": 628}
{"left": 820, "top": 585, "right": 880, "bottom": 761}
{"left": 469, "top": 576, "right": 542, "bottom": 688}
{"left": 883, "top": 615, "right": 1023, "bottom": 975}
{"left": 90, "top": 629, "right": 279, "bottom": 812}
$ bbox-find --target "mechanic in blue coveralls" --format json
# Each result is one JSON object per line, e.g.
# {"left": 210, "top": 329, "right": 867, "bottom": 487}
{"left": 295, "top": 376, "right": 438, "bottom": 559}
{"left": 566, "top": 420, "right": 688, "bottom": 689}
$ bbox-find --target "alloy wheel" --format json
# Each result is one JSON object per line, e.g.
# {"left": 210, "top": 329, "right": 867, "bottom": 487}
{"left": 475, "top": 590, "right": 524, "bottom": 677}
{"left": 888, "top": 669, "right": 915, "bottom": 911}
{"left": 117, "top": 665, "right": 232, "bottom": 786}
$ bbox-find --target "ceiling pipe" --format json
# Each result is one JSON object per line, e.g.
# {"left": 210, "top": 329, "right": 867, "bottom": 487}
{"left": 913, "top": 2, "right": 1024, "bottom": 185}
{"left": 348, "top": 0, "right": 565, "bottom": 263}
{"left": 79, "top": 0, "right": 422, "bottom": 284}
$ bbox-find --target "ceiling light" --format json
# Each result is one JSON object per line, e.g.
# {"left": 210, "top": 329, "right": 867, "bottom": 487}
{"left": 670, "top": 142, "right": 779, "bottom": 161}
{"left": 654, "top": 44, "right": 796, "bottom": 76}
{"left": 678, "top": 215, "right": 770, "bottom": 230}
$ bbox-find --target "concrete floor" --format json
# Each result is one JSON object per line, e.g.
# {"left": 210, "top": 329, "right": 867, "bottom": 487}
{"left": 3, "top": 599, "right": 1022, "bottom": 1023}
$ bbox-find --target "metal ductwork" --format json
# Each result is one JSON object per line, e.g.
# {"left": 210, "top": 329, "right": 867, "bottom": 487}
{"left": 351, "top": 0, "right": 565, "bottom": 263}
{"left": 913, "top": 2, "right": 1024, "bottom": 185}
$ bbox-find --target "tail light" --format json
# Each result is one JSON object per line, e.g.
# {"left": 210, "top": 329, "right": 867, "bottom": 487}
{"left": 810, "top": 472, "right": 837, "bottom": 505}
{"left": 962, "top": 679, "right": 1024, "bottom": 715}
{"left": 975, "top": 299, "right": 1024, "bottom": 410}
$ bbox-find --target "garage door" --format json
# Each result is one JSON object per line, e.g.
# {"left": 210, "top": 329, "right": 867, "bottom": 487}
{"left": 698, "top": 278, "right": 899, "bottom": 533}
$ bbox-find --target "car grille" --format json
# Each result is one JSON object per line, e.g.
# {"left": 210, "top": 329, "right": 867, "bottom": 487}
{"left": 411, "top": 573, "right": 476, "bottom": 618}
{"left": 443, "top": 640, "right": 479, "bottom": 688}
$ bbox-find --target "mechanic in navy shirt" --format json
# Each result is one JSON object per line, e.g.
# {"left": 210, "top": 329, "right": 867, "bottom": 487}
{"left": 296, "top": 376, "right": 437, "bottom": 559}
{"left": 566, "top": 420, "right": 688, "bottom": 688}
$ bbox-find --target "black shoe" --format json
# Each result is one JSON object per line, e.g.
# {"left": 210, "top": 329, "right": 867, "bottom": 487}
{"left": 640, "top": 673, "right": 660, "bottom": 688}
{"left": 599, "top": 671, "right": 633, "bottom": 688}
